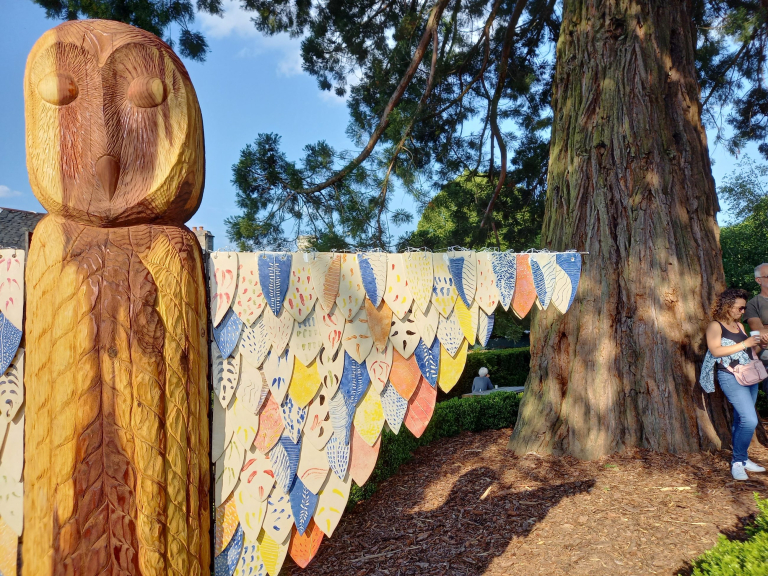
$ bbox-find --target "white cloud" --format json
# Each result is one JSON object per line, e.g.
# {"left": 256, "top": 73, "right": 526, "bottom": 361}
{"left": 0, "top": 185, "right": 21, "bottom": 199}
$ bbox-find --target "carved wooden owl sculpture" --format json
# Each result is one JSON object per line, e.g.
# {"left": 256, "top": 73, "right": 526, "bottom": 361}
{"left": 23, "top": 20, "right": 209, "bottom": 576}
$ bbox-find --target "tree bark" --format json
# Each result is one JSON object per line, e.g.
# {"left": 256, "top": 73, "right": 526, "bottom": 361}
{"left": 508, "top": 0, "right": 732, "bottom": 458}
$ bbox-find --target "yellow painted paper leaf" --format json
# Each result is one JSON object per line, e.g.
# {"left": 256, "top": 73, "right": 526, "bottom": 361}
{"left": 438, "top": 339, "right": 469, "bottom": 393}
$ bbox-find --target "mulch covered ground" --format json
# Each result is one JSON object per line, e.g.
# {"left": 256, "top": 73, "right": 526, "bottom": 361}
{"left": 284, "top": 428, "right": 768, "bottom": 576}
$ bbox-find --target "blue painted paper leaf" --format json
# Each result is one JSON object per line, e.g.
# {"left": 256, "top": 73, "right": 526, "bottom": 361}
{"left": 0, "top": 312, "right": 22, "bottom": 377}
{"left": 477, "top": 311, "right": 494, "bottom": 347}
{"left": 381, "top": 383, "right": 408, "bottom": 434}
{"left": 530, "top": 254, "right": 558, "bottom": 310}
{"left": 289, "top": 477, "right": 319, "bottom": 536}
{"left": 214, "top": 524, "right": 244, "bottom": 576}
{"left": 447, "top": 252, "right": 476, "bottom": 308}
{"left": 269, "top": 433, "right": 302, "bottom": 493}
{"left": 328, "top": 390, "right": 350, "bottom": 445}
{"left": 325, "top": 435, "right": 350, "bottom": 480}
{"left": 413, "top": 338, "right": 439, "bottom": 387}
{"left": 214, "top": 308, "right": 244, "bottom": 359}
{"left": 264, "top": 490, "right": 294, "bottom": 543}
{"left": 357, "top": 253, "right": 387, "bottom": 307}
{"left": 556, "top": 253, "right": 581, "bottom": 312}
{"left": 258, "top": 253, "right": 291, "bottom": 317}
{"left": 339, "top": 352, "right": 370, "bottom": 410}
{"left": 280, "top": 394, "right": 307, "bottom": 443}
{"left": 490, "top": 252, "right": 516, "bottom": 311}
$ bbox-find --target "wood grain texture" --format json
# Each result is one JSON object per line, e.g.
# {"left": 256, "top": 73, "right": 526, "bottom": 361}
{"left": 24, "top": 20, "right": 209, "bottom": 573}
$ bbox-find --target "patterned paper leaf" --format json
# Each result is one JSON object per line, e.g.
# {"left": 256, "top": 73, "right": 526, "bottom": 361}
{"left": 253, "top": 394, "right": 284, "bottom": 454}
{"left": 381, "top": 383, "right": 408, "bottom": 434}
{"left": 317, "top": 305, "right": 344, "bottom": 353}
{"left": 310, "top": 253, "right": 341, "bottom": 312}
{"left": 490, "top": 251, "right": 516, "bottom": 311}
{"left": 214, "top": 308, "right": 245, "bottom": 359}
{"left": 325, "top": 435, "right": 350, "bottom": 480}
{"left": 0, "top": 348, "right": 23, "bottom": 423}
{"left": 240, "top": 445, "right": 276, "bottom": 502}
{"left": 413, "top": 338, "right": 439, "bottom": 387}
{"left": 285, "top": 254, "right": 317, "bottom": 322}
{"left": 292, "top": 309, "right": 322, "bottom": 366}
{"left": 233, "top": 252, "right": 267, "bottom": 326}
{"left": 213, "top": 343, "right": 242, "bottom": 409}
{"left": 235, "top": 531, "right": 267, "bottom": 576}
{"left": 239, "top": 315, "right": 271, "bottom": 369}
{"left": 305, "top": 391, "right": 334, "bottom": 450}
{"left": 216, "top": 441, "right": 246, "bottom": 506}
{"left": 258, "top": 253, "right": 292, "bottom": 317}
{"left": 0, "top": 408, "right": 23, "bottom": 483}
{"left": 296, "top": 439, "right": 330, "bottom": 494}
{"left": 328, "top": 390, "right": 350, "bottom": 445}
{"left": 475, "top": 252, "right": 500, "bottom": 314}
{"left": 269, "top": 433, "right": 302, "bottom": 494}
{"left": 314, "top": 470, "right": 352, "bottom": 537}
{"left": 366, "top": 342, "right": 393, "bottom": 393}
{"left": 447, "top": 250, "right": 476, "bottom": 308}
{"left": 336, "top": 254, "right": 365, "bottom": 320}
{"left": 0, "top": 516, "right": 17, "bottom": 576}
{"left": 431, "top": 254, "right": 457, "bottom": 317}
{"left": 389, "top": 349, "right": 421, "bottom": 401}
{"left": 212, "top": 397, "right": 235, "bottom": 463}
{"left": 342, "top": 307, "right": 374, "bottom": 363}
{"left": 352, "top": 386, "right": 385, "bottom": 446}
{"left": 383, "top": 254, "right": 414, "bottom": 319}
{"left": 403, "top": 377, "right": 437, "bottom": 438}
{"left": 512, "top": 254, "right": 537, "bottom": 319}
{"left": 0, "top": 250, "right": 24, "bottom": 331}
{"left": 349, "top": 426, "right": 381, "bottom": 486}
{"left": 216, "top": 494, "right": 240, "bottom": 555}
{"left": 389, "top": 307, "right": 420, "bottom": 358}
{"left": 289, "top": 356, "right": 321, "bottom": 408}
{"left": 551, "top": 262, "right": 573, "bottom": 314}
{"left": 402, "top": 251, "right": 432, "bottom": 314}
{"left": 555, "top": 252, "right": 582, "bottom": 313}
{"left": 234, "top": 484, "right": 269, "bottom": 540}
{"left": 232, "top": 398, "right": 260, "bottom": 450}
{"left": 454, "top": 297, "right": 478, "bottom": 346}
{"left": 236, "top": 362, "right": 269, "bottom": 415}
{"left": 280, "top": 395, "right": 307, "bottom": 443}
{"left": 210, "top": 251, "right": 239, "bottom": 327}
{"left": 290, "top": 477, "right": 320, "bottom": 536}
{"left": 263, "top": 348, "right": 294, "bottom": 405}
{"left": 530, "top": 252, "right": 558, "bottom": 310}
{"left": 357, "top": 252, "right": 387, "bottom": 307}
{"left": 477, "top": 310, "right": 495, "bottom": 347}
{"left": 437, "top": 339, "right": 469, "bottom": 393}
{"left": 214, "top": 523, "right": 243, "bottom": 576}
{"left": 413, "top": 302, "right": 439, "bottom": 347}
{"left": 316, "top": 345, "right": 343, "bottom": 397}
{"left": 289, "top": 519, "right": 324, "bottom": 569}
{"left": 365, "top": 299, "right": 392, "bottom": 352}
{"left": 339, "top": 352, "right": 370, "bottom": 413}
{"left": 436, "top": 310, "right": 464, "bottom": 357}
{"left": 263, "top": 488, "right": 294, "bottom": 545}
{"left": 257, "top": 528, "right": 290, "bottom": 576}
{"left": 263, "top": 307, "right": 293, "bottom": 357}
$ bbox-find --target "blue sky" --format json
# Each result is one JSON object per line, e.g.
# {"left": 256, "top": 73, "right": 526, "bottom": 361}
{"left": 0, "top": 0, "right": 756, "bottom": 247}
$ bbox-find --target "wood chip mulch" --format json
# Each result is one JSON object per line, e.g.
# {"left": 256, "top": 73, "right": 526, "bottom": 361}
{"left": 284, "top": 427, "right": 768, "bottom": 576}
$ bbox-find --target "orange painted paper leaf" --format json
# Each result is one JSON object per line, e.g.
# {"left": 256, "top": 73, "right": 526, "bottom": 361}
{"left": 403, "top": 377, "right": 437, "bottom": 438}
{"left": 365, "top": 298, "right": 393, "bottom": 351}
{"left": 349, "top": 426, "right": 381, "bottom": 486}
{"left": 288, "top": 519, "right": 324, "bottom": 569}
{"left": 215, "top": 492, "right": 240, "bottom": 555}
{"left": 388, "top": 349, "right": 421, "bottom": 400}
{"left": 254, "top": 394, "right": 284, "bottom": 453}
{"left": 512, "top": 254, "right": 536, "bottom": 319}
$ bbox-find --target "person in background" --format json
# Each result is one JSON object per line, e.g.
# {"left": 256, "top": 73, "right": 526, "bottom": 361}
{"left": 745, "top": 263, "right": 768, "bottom": 392}
{"left": 472, "top": 367, "right": 494, "bottom": 393}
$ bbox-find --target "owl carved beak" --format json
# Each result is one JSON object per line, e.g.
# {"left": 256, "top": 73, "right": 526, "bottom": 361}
{"left": 96, "top": 155, "right": 120, "bottom": 201}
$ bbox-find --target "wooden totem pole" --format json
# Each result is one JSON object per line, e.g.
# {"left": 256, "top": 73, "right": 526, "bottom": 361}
{"left": 23, "top": 20, "right": 209, "bottom": 576}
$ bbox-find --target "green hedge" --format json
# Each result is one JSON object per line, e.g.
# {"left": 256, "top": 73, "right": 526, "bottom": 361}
{"left": 438, "top": 347, "right": 531, "bottom": 401}
{"left": 348, "top": 391, "right": 522, "bottom": 507}
{"left": 686, "top": 493, "right": 768, "bottom": 575}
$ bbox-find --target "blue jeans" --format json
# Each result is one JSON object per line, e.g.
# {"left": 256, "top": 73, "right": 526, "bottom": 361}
{"left": 718, "top": 370, "right": 759, "bottom": 464}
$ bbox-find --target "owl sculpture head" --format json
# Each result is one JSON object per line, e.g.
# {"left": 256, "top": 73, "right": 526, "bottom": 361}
{"left": 25, "top": 20, "right": 204, "bottom": 227}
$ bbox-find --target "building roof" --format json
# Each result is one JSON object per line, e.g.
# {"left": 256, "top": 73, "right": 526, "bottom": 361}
{"left": 0, "top": 207, "right": 46, "bottom": 250}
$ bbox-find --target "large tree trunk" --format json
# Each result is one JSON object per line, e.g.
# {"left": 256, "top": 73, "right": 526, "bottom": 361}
{"left": 508, "top": 0, "right": 733, "bottom": 458}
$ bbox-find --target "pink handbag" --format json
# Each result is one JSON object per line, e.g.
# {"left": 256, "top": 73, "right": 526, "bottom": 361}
{"left": 727, "top": 359, "right": 768, "bottom": 386}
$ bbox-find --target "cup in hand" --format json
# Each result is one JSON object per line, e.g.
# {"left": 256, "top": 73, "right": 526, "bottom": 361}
{"left": 751, "top": 331, "right": 762, "bottom": 346}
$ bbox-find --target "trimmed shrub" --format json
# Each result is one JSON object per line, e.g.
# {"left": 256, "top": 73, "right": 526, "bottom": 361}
{"left": 757, "top": 390, "right": 768, "bottom": 417}
{"left": 686, "top": 493, "right": 768, "bottom": 575}
{"left": 348, "top": 391, "right": 521, "bottom": 508}
{"left": 438, "top": 347, "right": 531, "bottom": 401}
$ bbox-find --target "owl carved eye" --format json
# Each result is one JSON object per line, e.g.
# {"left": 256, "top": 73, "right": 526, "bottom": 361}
{"left": 127, "top": 76, "right": 167, "bottom": 108}
{"left": 38, "top": 72, "right": 78, "bottom": 106}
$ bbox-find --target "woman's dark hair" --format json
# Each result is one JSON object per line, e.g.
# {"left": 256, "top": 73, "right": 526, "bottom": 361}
{"left": 711, "top": 288, "right": 751, "bottom": 322}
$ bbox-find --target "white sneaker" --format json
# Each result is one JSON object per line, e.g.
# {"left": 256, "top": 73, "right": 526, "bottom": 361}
{"left": 746, "top": 459, "right": 766, "bottom": 472}
{"left": 732, "top": 462, "right": 749, "bottom": 480}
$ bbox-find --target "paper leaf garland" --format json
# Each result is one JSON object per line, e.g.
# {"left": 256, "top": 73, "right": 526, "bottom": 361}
{"left": 381, "top": 383, "right": 408, "bottom": 434}
{"left": 555, "top": 252, "right": 582, "bottom": 313}
{"left": 289, "top": 520, "right": 324, "bottom": 568}
{"left": 341, "top": 307, "right": 374, "bottom": 363}
{"left": 431, "top": 254, "right": 457, "bottom": 316}
{"left": 365, "top": 299, "right": 393, "bottom": 352}
{"left": 349, "top": 427, "right": 381, "bottom": 487}
{"left": 280, "top": 395, "right": 307, "bottom": 443}
{"left": 402, "top": 251, "right": 433, "bottom": 314}
{"left": 365, "top": 342, "right": 393, "bottom": 393}
{"left": 257, "top": 529, "right": 290, "bottom": 576}
{"left": 530, "top": 253, "right": 558, "bottom": 310}
{"left": 357, "top": 252, "right": 387, "bottom": 307}
{"left": 414, "top": 338, "right": 440, "bottom": 387}
{"left": 286, "top": 254, "right": 317, "bottom": 322}
{"left": 339, "top": 352, "right": 370, "bottom": 414}
{"left": 436, "top": 310, "right": 464, "bottom": 357}
{"left": 263, "top": 348, "right": 293, "bottom": 405}
{"left": 490, "top": 252, "right": 516, "bottom": 311}
{"left": 389, "top": 308, "right": 419, "bottom": 358}
{"left": 289, "top": 356, "right": 321, "bottom": 408}
{"left": 383, "top": 254, "right": 414, "bottom": 319}
{"left": 317, "top": 305, "right": 344, "bottom": 354}
{"left": 512, "top": 254, "right": 536, "bottom": 319}
{"left": 447, "top": 250, "right": 476, "bottom": 309}
{"left": 263, "top": 489, "right": 294, "bottom": 544}
{"left": 389, "top": 349, "right": 421, "bottom": 401}
{"left": 234, "top": 484, "right": 268, "bottom": 540}
{"left": 328, "top": 391, "right": 350, "bottom": 445}
{"left": 269, "top": 434, "right": 302, "bottom": 494}
{"left": 215, "top": 494, "right": 240, "bottom": 555}
{"left": 314, "top": 471, "right": 352, "bottom": 538}
{"left": 413, "top": 302, "right": 439, "bottom": 347}
{"left": 296, "top": 439, "right": 330, "bottom": 494}
{"left": 254, "top": 395, "right": 284, "bottom": 454}
{"left": 0, "top": 349, "right": 23, "bottom": 424}
{"left": 0, "top": 251, "right": 23, "bottom": 332}
{"left": 403, "top": 377, "right": 437, "bottom": 438}
{"left": 305, "top": 391, "right": 334, "bottom": 450}
{"left": 352, "top": 386, "right": 385, "bottom": 446}
{"left": 310, "top": 253, "right": 341, "bottom": 312}
{"left": 336, "top": 254, "right": 365, "bottom": 320}
{"left": 241, "top": 445, "right": 276, "bottom": 502}
{"left": 290, "top": 478, "right": 320, "bottom": 535}
{"left": 258, "top": 253, "right": 291, "bottom": 317}
{"left": 325, "top": 435, "right": 350, "bottom": 480}
{"left": 292, "top": 310, "right": 322, "bottom": 366}
{"left": 477, "top": 310, "right": 495, "bottom": 347}
{"left": 214, "top": 524, "right": 243, "bottom": 576}
{"left": 233, "top": 252, "right": 267, "bottom": 326}
{"left": 475, "top": 252, "right": 499, "bottom": 314}
{"left": 454, "top": 297, "right": 478, "bottom": 346}
{"left": 210, "top": 252, "right": 239, "bottom": 327}
{"left": 239, "top": 316, "right": 271, "bottom": 369}
{"left": 213, "top": 344, "right": 242, "bottom": 409}
{"left": 317, "top": 346, "right": 343, "bottom": 397}
{"left": 437, "top": 339, "right": 469, "bottom": 393}
{"left": 214, "top": 308, "right": 245, "bottom": 359}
